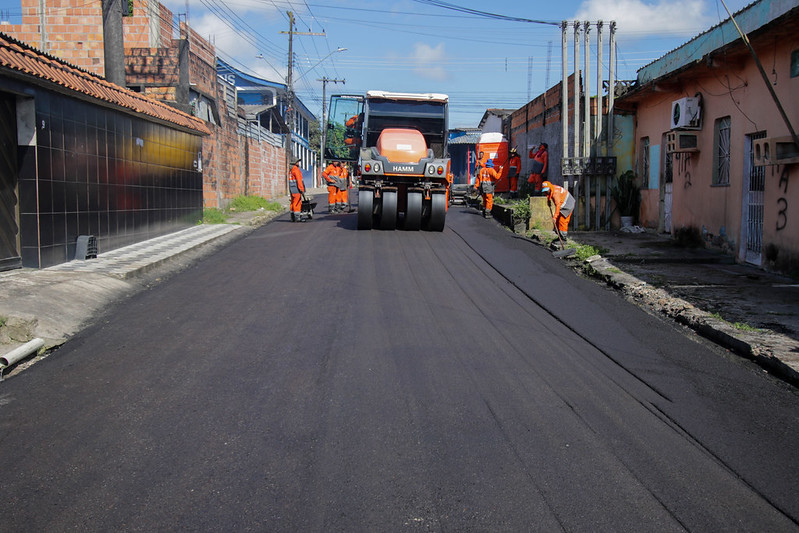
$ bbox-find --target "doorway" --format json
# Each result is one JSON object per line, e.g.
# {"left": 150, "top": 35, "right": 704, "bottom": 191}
{"left": 743, "top": 132, "right": 766, "bottom": 265}
{"left": 0, "top": 92, "right": 21, "bottom": 271}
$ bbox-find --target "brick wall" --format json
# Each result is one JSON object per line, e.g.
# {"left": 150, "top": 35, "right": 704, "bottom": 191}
{"left": 2, "top": 0, "right": 287, "bottom": 209}
{"left": 2, "top": 0, "right": 106, "bottom": 75}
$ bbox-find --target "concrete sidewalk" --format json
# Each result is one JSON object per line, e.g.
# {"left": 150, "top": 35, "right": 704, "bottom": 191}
{"left": 562, "top": 229, "right": 799, "bottom": 386}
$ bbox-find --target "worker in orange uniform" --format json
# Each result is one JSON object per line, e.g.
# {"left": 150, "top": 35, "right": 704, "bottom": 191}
{"left": 323, "top": 160, "right": 342, "bottom": 213}
{"left": 528, "top": 143, "right": 548, "bottom": 195}
{"left": 541, "top": 180, "right": 575, "bottom": 239}
{"left": 474, "top": 159, "right": 502, "bottom": 218}
{"left": 288, "top": 156, "right": 305, "bottom": 222}
{"left": 338, "top": 163, "right": 351, "bottom": 212}
{"left": 508, "top": 147, "right": 522, "bottom": 198}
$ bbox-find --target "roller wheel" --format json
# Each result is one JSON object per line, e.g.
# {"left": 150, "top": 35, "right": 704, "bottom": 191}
{"left": 425, "top": 193, "right": 447, "bottom": 232}
{"left": 405, "top": 191, "right": 422, "bottom": 231}
{"left": 379, "top": 190, "right": 398, "bottom": 230}
{"left": 358, "top": 189, "right": 374, "bottom": 230}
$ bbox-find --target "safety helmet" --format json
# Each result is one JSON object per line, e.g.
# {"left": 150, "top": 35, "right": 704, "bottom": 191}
{"left": 541, "top": 180, "right": 552, "bottom": 192}
{"left": 485, "top": 159, "right": 494, "bottom": 168}
{"left": 510, "top": 147, "right": 517, "bottom": 154}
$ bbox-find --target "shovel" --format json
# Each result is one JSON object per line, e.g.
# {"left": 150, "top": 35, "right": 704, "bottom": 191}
{"left": 548, "top": 202, "right": 576, "bottom": 258}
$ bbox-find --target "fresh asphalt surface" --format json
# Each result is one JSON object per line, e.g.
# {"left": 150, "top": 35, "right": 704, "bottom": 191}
{"left": 1, "top": 199, "right": 798, "bottom": 531}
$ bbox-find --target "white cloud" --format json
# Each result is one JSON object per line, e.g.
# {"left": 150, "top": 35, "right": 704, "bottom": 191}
{"left": 575, "top": 0, "right": 711, "bottom": 35}
{"left": 412, "top": 42, "right": 449, "bottom": 81}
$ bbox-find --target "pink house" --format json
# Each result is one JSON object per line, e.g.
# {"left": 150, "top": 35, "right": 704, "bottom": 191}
{"left": 616, "top": 0, "right": 799, "bottom": 275}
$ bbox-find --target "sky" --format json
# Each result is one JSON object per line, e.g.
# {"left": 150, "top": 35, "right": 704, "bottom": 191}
{"left": 1, "top": 0, "right": 755, "bottom": 128}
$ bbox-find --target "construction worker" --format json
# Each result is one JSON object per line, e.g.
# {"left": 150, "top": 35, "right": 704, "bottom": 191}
{"left": 288, "top": 157, "right": 305, "bottom": 222}
{"left": 338, "top": 163, "right": 351, "bottom": 212}
{"left": 508, "top": 147, "right": 521, "bottom": 198}
{"left": 475, "top": 159, "right": 502, "bottom": 218}
{"left": 541, "top": 180, "right": 575, "bottom": 239}
{"left": 323, "top": 160, "right": 342, "bottom": 213}
{"left": 528, "top": 143, "right": 549, "bottom": 195}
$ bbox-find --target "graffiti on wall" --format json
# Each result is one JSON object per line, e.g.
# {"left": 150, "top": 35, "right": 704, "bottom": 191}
{"left": 777, "top": 166, "right": 789, "bottom": 231}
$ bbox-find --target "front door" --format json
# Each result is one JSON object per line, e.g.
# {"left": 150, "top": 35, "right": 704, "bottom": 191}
{"left": 0, "top": 92, "right": 21, "bottom": 271}
{"left": 743, "top": 132, "right": 766, "bottom": 265}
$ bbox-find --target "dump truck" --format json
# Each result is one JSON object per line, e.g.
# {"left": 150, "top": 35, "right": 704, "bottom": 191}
{"left": 324, "top": 91, "right": 451, "bottom": 231}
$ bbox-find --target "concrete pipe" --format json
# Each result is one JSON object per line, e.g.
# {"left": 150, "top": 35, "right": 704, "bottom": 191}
{"left": 1, "top": 338, "right": 45, "bottom": 379}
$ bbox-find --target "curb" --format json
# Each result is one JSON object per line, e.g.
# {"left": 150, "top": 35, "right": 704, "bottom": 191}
{"left": 580, "top": 254, "right": 799, "bottom": 387}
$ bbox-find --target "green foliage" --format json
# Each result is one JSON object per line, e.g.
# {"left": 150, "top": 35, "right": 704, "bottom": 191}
{"left": 509, "top": 197, "right": 531, "bottom": 223}
{"left": 611, "top": 170, "right": 641, "bottom": 218}
{"left": 229, "top": 195, "right": 281, "bottom": 212}
{"left": 574, "top": 244, "right": 607, "bottom": 261}
{"left": 203, "top": 208, "right": 227, "bottom": 224}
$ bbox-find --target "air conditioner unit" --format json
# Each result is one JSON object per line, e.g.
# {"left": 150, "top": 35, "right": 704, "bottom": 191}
{"left": 752, "top": 136, "right": 799, "bottom": 166}
{"left": 670, "top": 97, "right": 701, "bottom": 129}
{"left": 666, "top": 131, "right": 699, "bottom": 153}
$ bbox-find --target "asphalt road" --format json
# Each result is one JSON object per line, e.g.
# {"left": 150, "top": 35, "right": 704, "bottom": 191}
{"left": 1, "top": 204, "right": 798, "bottom": 531}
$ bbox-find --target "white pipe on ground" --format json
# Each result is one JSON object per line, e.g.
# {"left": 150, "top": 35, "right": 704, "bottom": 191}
{"left": 1, "top": 338, "right": 45, "bottom": 378}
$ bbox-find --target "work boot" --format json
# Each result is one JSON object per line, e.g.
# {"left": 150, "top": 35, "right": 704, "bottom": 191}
{"left": 291, "top": 212, "right": 296, "bottom": 222}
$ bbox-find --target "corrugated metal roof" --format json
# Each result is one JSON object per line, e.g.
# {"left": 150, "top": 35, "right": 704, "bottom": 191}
{"left": 0, "top": 32, "right": 211, "bottom": 135}
{"left": 449, "top": 132, "right": 481, "bottom": 145}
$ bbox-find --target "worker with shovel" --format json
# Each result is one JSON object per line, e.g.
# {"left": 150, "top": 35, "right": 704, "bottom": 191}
{"left": 541, "top": 180, "right": 575, "bottom": 242}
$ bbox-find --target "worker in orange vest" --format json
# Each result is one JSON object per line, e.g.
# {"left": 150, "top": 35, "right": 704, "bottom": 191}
{"left": 541, "top": 180, "right": 575, "bottom": 238}
{"left": 288, "top": 156, "right": 305, "bottom": 222}
{"left": 474, "top": 159, "right": 502, "bottom": 218}
{"left": 338, "top": 163, "right": 351, "bottom": 212}
{"left": 323, "top": 160, "right": 342, "bottom": 213}
{"left": 508, "top": 147, "right": 521, "bottom": 198}
{"left": 528, "top": 143, "right": 549, "bottom": 195}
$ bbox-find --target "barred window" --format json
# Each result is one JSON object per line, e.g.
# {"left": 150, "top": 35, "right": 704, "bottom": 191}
{"left": 639, "top": 137, "right": 650, "bottom": 188}
{"left": 713, "top": 116, "right": 731, "bottom": 185}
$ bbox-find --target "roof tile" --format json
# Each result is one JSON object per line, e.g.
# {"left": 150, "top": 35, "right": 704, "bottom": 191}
{"left": 0, "top": 31, "right": 210, "bottom": 135}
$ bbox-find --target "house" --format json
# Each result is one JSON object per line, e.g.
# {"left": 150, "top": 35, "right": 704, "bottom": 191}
{"left": 1, "top": 0, "right": 318, "bottom": 208}
{"left": 616, "top": 0, "right": 799, "bottom": 273}
{"left": 0, "top": 32, "right": 210, "bottom": 270}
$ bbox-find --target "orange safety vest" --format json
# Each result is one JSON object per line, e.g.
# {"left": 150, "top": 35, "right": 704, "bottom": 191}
{"left": 289, "top": 164, "right": 304, "bottom": 194}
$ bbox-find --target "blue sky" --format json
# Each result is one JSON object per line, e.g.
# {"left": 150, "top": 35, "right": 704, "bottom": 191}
{"left": 1, "top": 0, "right": 754, "bottom": 127}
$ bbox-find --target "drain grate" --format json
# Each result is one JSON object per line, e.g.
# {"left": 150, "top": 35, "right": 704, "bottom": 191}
{"left": 75, "top": 235, "right": 98, "bottom": 260}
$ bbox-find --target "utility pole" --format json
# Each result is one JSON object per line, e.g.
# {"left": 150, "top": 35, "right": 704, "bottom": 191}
{"left": 280, "top": 11, "right": 324, "bottom": 189}
{"left": 318, "top": 76, "right": 345, "bottom": 182}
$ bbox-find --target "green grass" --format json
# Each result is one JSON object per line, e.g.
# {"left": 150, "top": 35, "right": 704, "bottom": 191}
{"left": 202, "top": 195, "right": 284, "bottom": 224}
{"left": 574, "top": 244, "right": 606, "bottom": 261}
{"left": 732, "top": 322, "right": 761, "bottom": 332}
{"left": 0, "top": 316, "right": 6, "bottom": 328}
{"left": 229, "top": 195, "right": 282, "bottom": 213}
{"left": 709, "top": 312, "right": 761, "bottom": 332}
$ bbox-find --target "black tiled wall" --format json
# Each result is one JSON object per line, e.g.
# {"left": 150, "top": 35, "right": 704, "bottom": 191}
{"left": 19, "top": 89, "right": 204, "bottom": 268}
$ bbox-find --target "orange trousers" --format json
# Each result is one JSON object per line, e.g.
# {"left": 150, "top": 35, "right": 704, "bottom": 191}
{"left": 556, "top": 213, "right": 571, "bottom": 232}
{"left": 327, "top": 185, "right": 338, "bottom": 206}
{"left": 338, "top": 187, "right": 348, "bottom": 205}
{"left": 290, "top": 193, "right": 302, "bottom": 213}
{"left": 482, "top": 193, "right": 494, "bottom": 211}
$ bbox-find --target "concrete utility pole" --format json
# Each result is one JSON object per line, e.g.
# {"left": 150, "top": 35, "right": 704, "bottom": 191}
{"left": 561, "top": 21, "right": 568, "bottom": 164}
{"left": 101, "top": 0, "right": 126, "bottom": 87}
{"left": 280, "top": 11, "right": 324, "bottom": 186}
{"left": 318, "top": 76, "right": 345, "bottom": 182}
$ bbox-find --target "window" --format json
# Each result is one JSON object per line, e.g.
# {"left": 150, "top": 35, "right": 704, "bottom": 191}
{"left": 639, "top": 137, "right": 650, "bottom": 187}
{"left": 713, "top": 116, "right": 731, "bottom": 185}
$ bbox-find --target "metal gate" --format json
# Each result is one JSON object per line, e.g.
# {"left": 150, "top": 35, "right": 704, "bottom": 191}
{"left": 744, "top": 131, "right": 766, "bottom": 265}
{"left": 0, "top": 92, "right": 21, "bottom": 271}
